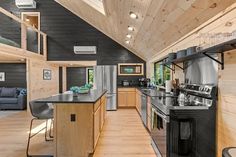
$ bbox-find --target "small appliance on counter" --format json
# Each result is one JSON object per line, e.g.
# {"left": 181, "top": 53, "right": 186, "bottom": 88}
{"left": 121, "top": 80, "right": 130, "bottom": 87}
{"left": 139, "top": 78, "right": 150, "bottom": 87}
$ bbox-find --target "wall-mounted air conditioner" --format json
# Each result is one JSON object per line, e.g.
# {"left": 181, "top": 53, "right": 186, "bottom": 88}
{"left": 15, "top": 0, "right": 36, "bottom": 9}
{"left": 74, "top": 46, "right": 97, "bottom": 54}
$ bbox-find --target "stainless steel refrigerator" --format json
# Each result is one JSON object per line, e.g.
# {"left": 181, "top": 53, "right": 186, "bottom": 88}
{"left": 94, "top": 65, "right": 117, "bottom": 111}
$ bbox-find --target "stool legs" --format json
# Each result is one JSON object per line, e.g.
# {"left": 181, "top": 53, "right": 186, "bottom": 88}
{"left": 26, "top": 118, "right": 53, "bottom": 157}
{"left": 45, "top": 119, "right": 53, "bottom": 141}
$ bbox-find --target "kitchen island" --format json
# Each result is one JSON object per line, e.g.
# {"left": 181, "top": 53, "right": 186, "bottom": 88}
{"left": 36, "top": 89, "right": 107, "bottom": 157}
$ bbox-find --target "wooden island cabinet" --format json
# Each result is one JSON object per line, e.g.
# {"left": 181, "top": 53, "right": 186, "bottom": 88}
{"left": 36, "top": 90, "right": 107, "bottom": 157}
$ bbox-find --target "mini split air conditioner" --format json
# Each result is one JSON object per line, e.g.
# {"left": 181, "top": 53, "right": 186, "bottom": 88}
{"left": 15, "top": 0, "right": 36, "bottom": 9}
{"left": 74, "top": 46, "right": 97, "bottom": 54}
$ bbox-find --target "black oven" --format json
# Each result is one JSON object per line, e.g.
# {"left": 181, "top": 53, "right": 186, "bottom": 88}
{"left": 151, "top": 106, "right": 169, "bottom": 157}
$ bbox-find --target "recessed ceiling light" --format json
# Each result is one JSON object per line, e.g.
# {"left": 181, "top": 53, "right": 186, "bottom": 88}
{"left": 129, "top": 12, "right": 138, "bottom": 19}
{"left": 25, "top": 18, "right": 30, "bottom": 22}
{"left": 128, "top": 26, "right": 134, "bottom": 31}
{"left": 125, "top": 40, "right": 130, "bottom": 44}
{"left": 126, "top": 34, "right": 132, "bottom": 39}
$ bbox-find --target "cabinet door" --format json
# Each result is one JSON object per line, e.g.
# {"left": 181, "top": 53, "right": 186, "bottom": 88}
{"left": 136, "top": 91, "right": 141, "bottom": 114}
{"left": 94, "top": 106, "right": 101, "bottom": 148}
{"left": 118, "top": 92, "right": 127, "bottom": 107}
{"left": 127, "top": 92, "right": 136, "bottom": 107}
{"left": 100, "top": 101, "right": 106, "bottom": 130}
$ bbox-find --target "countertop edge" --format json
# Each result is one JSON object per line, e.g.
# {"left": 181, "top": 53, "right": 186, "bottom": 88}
{"left": 35, "top": 90, "right": 107, "bottom": 104}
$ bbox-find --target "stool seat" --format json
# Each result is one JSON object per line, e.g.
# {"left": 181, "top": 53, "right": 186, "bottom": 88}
{"left": 35, "top": 108, "right": 53, "bottom": 119}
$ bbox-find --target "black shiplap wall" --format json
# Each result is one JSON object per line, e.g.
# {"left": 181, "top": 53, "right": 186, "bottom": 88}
{"left": 1, "top": 0, "right": 146, "bottom": 85}
{"left": 0, "top": 63, "right": 26, "bottom": 88}
{"left": 66, "top": 67, "right": 87, "bottom": 90}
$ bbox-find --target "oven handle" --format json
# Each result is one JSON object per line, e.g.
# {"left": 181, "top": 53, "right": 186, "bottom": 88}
{"left": 152, "top": 108, "right": 169, "bottom": 123}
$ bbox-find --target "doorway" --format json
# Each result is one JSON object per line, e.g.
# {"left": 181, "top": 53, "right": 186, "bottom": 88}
{"left": 21, "top": 12, "right": 41, "bottom": 53}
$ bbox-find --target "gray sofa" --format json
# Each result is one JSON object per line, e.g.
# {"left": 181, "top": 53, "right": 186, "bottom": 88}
{"left": 0, "top": 87, "right": 27, "bottom": 110}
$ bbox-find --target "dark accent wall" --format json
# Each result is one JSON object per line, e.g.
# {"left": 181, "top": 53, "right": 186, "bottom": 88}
{"left": 66, "top": 67, "right": 87, "bottom": 90}
{"left": 1, "top": 0, "right": 146, "bottom": 86}
{"left": 0, "top": 63, "right": 26, "bottom": 88}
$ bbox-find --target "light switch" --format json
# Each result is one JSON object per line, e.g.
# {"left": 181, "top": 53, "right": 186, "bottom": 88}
{"left": 70, "top": 114, "right": 76, "bottom": 122}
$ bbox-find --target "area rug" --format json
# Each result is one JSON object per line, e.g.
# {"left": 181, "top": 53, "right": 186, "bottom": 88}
{"left": 0, "top": 111, "right": 20, "bottom": 119}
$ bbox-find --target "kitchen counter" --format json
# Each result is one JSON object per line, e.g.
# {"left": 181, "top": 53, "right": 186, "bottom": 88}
{"left": 35, "top": 89, "right": 107, "bottom": 103}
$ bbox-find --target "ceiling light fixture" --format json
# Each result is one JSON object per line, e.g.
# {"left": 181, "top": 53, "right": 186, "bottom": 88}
{"left": 126, "top": 34, "right": 132, "bottom": 39}
{"left": 129, "top": 12, "right": 138, "bottom": 19}
{"left": 25, "top": 18, "right": 30, "bottom": 22}
{"left": 128, "top": 26, "right": 134, "bottom": 31}
{"left": 125, "top": 40, "right": 130, "bottom": 44}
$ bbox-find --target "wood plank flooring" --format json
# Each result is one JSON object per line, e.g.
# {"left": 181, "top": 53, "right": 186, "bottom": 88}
{"left": 94, "top": 109, "right": 156, "bottom": 157}
{"left": 0, "top": 109, "right": 156, "bottom": 157}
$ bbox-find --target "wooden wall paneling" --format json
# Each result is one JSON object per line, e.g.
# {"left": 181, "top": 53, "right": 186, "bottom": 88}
{"left": 217, "top": 50, "right": 236, "bottom": 157}
{"left": 27, "top": 59, "right": 59, "bottom": 103}
{"left": 62, "top": 66, "right": 67, "bottom": 92}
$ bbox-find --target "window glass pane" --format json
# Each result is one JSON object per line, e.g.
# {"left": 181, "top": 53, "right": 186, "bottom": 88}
{"left": 154, "top": 63, "right": 163, "bottom": 85}
{"left": 154, "top": 62, "right": 171, "bottom": 86}
{"left": 87, "top": 69, "right": 94, "bottom": 85}
{"left": 163, "top": 64, "right": 171, "bottom": 82}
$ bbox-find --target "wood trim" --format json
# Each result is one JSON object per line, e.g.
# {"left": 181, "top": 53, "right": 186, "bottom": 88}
{"left": 118, "top": 63, "right": 144, "bottom": 76}
{"left": 0, "top": 7, "right": 47, "bottom": 58}
{"left": 0, "top": 7, "right": 46, "bottom": 36}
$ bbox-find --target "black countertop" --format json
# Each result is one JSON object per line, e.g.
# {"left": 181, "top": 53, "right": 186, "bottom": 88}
{"left": 35, "top": 89, "right": 107, "bottom": 103}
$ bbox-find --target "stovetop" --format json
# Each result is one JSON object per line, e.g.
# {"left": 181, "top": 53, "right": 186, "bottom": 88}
{"left": 151, "top": 97, "right": 210, "bottom": 115}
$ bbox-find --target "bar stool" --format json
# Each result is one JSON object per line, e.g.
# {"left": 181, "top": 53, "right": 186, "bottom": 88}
{"left": 26, "top": 101, "right": 54, "bottom": 157}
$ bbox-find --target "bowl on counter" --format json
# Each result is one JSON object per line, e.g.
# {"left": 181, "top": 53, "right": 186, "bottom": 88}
{"left": 186, "top": 46, "right": 198, "bottom": 56}
{"left": 176, "top": 49, "right": 187, "bottom": 59}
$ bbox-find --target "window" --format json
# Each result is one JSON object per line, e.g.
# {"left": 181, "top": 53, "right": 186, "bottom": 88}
{"left": 86, "top": 68, "right": 94, "bottom": 85}
{"left": 154, "top": 62, "right": 171, "bottom": 86}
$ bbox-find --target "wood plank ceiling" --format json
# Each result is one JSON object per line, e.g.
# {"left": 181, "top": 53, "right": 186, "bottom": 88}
{"left": 55, "top": 0, "right": 236, "bottom": 60}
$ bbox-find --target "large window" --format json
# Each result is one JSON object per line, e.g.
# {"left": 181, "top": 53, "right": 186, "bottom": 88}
{"left": 154, "top": 62, "right": 171, "bottom": 86}
{"left": 86, "top": 68, "right": 94, "bottom": 85}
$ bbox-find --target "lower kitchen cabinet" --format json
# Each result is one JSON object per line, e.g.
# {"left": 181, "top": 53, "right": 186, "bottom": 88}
{"left": 147, "top": 97, "right": 152, "bottom": 131}
{"left": 94, "top": 106, "right": 101, "bottom": 148}
{"left": 136, "top": 89, "right": 142, "bottom": 115}
{"left": 118, "top": 88, "right": 136, "bottom": 107}
{"left": 100, "top": 96, "right": 107, "bottom": 130}
{"left": 94, "top": 95, "right": 107, "bottom": 148}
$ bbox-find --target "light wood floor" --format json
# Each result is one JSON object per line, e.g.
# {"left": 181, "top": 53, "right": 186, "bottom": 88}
{"left": 0, "top": 109, "right": 156, "bottom": 157}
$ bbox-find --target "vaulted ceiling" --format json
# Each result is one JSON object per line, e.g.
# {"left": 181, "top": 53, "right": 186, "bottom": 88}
{"left": 55, "top": 0, "right": 236, "bottom": 60}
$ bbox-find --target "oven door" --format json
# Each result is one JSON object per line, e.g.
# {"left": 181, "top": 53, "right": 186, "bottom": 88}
{"left": 151, "top": 107, "right": 169, "bottom": 157}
